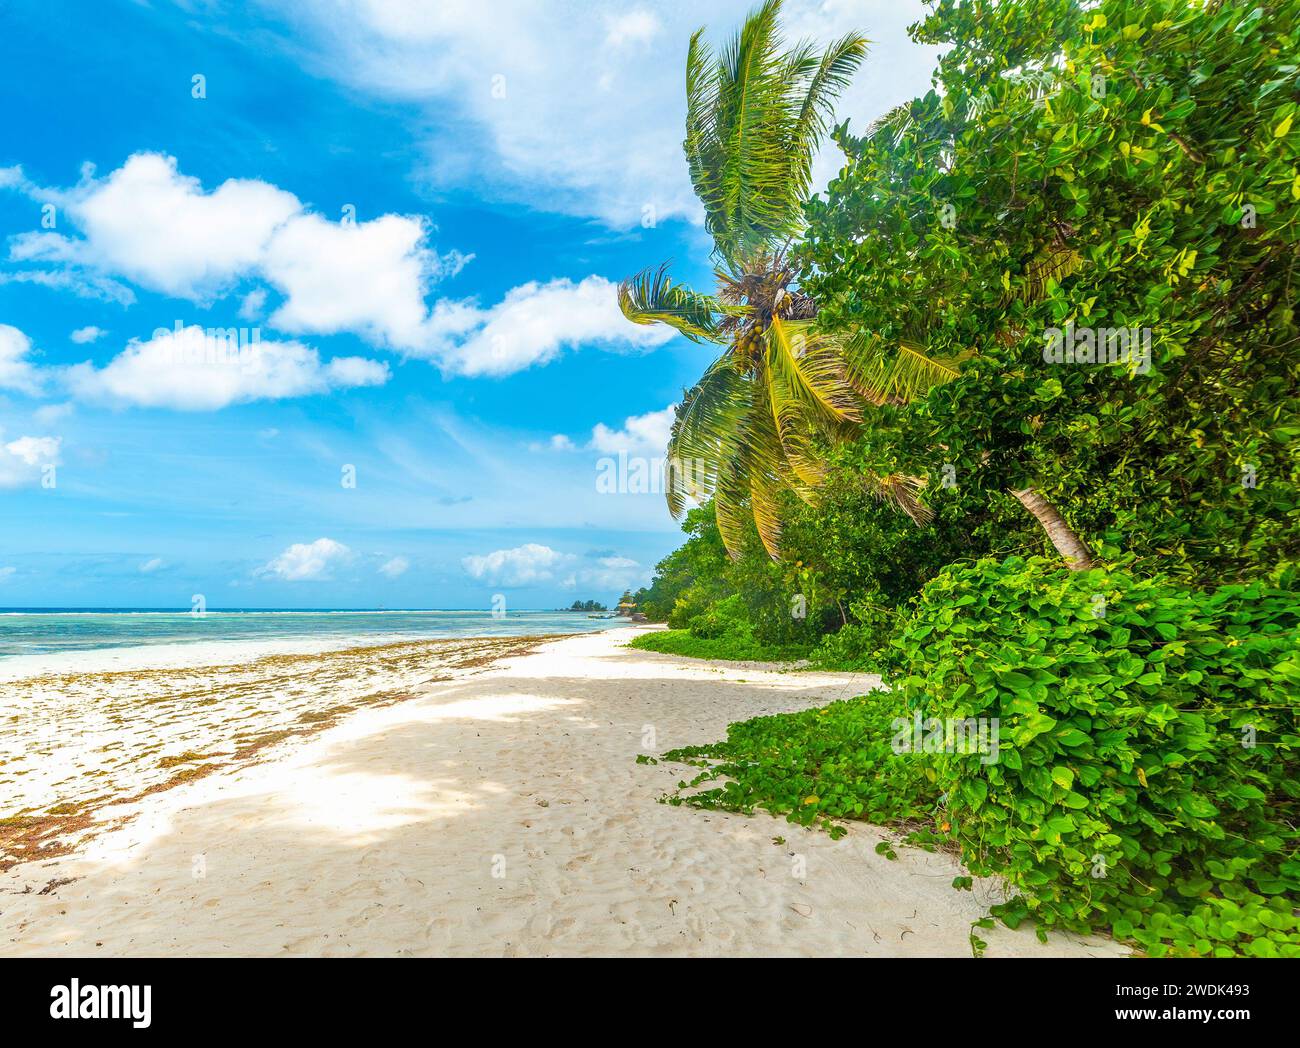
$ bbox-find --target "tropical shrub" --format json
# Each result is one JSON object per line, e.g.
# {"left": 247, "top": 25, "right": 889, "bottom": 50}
{"left": 808, "top": 600, "right": 901, "bottom": 672}
{"left": 885, "top": 555, "right": 1300, "bottom": 956}
{"left": 634, "top": 506, "right": 735, "bottom": 626}
{"left": 687, "top": 594, "right": 751, "bottom": 639}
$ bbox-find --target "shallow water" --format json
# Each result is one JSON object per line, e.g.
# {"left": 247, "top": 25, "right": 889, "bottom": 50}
{"left": 0, "top": 608, "right": 624, "bottom": 657}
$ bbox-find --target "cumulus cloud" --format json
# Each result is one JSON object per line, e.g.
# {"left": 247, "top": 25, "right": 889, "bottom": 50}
{"left": 10, "top": 153, "right": 299, "bottom": 300}
{"left": 604, "top": 10, "right": 661, "bottom": 48}
{"left": 462, "top": 543, "right": 571, "bottom": 586}
{"left": 70, "top": 325, "right": 106, "bottom": 344}
{"left": 261, "top": 212, "right": 468, "bottom": 349}
{"left": 0, "top": 432, "right": 60, "bottom": 489}
{"left": 589, "top": 404, "right": 675, "bottom": 455}
{"left": 239, "top": 288, "right": 267, "bottom": 320}
{"left": 64, "top": 325, "right": 388, "bottom": 410}
{"left": 562, "top": 554, "right": 645, "bottom": 592}
{"left": 257, "top": 538, "right": 352, "bottom": 581}
{"left": 139, "top": 557, "right": 164, "bottom": 573}
{"left": 3, "top": 154, "right": 665, "bottom": 376}
{"left": 547, "top": 404, "right": 676, "bottom": 456}
{"left": 2, "top": 153, "right": 467, "bottom": 353}
{"left": 0, "top": 324, "right": 43, "bottom": 395}
{"left": 0, "top": 566, "right": 15, "bottom": 582}
{"left": 462, "top": 543, "right": 643, "bottom": 591}
{"left": 378, "top": 555, "right": 410, "bottom": 579}
{"left": 424, "top": 276, "right": 673, "bottom": 377}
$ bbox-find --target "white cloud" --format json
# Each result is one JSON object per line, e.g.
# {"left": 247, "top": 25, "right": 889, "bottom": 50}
{"left": 605, "top": 10, "right": 661, "bottom": 48}
{"left": 0, "top": 566, "right": 15, "bottom": 582}
{"left": 425, "top": 276, "right": 673, "bottom": 377}
{"left": 462, "top": 543, "right": 643, "bottom": 592}
{"left": 378, "top": 556, "right": 410, "bottom": 579}
{"left": 12, "top": 153, "right": 299, "bottom": 300}
{"left": 323, "top": 355, "right": 391, "bottom": 388}
{"left": 258, "top": 538, "right": 352, "bottom": 581}
{"left": 239, "top": 288, "right": 268, "bottom": 320}
{"left": 64, "top": 325, "right": 389, "bottom": 410}
{"left": 0, "top": 267, "right": 134, "bottom": 305}
{"left": 259, "top": 0, "right": 936, "bottom": 227}
{"left": 589, "top": 404, "right": 675, "bottom": 455}
{"left": 0, "top": 324, "right": 43, "bottom": 394}
{"left": 70, "top": 325, "right": 107, "bottom": 344}
{"left": 546, "top": 404, "right": 676, "bottom": 456}
{"left": 462, "top": 543, "right": 571, "bottom": 586}
{"left": 560, "top": 554, "right": 645, "bottom": 592}
{"left": 2, "top": 154, "right": 467, "bottom": 354}
{"left": 4, "top": 154, "right": 675, "bottom": 378}
{"left": 0, "top": 432, "right": 60, "bottom": 489}
{"left": 139, "top": 557, "right": 164, "bottom": 573}
{"left": 262, "top": 212, "right": 467, "bottom": 349}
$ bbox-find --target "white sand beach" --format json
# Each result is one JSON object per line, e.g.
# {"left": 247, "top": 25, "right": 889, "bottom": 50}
{"left": 0, "top": 627, "right": 1124, "bottom": 957}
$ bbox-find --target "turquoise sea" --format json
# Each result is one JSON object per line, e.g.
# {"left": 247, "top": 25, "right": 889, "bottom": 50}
{"left": 0, "top": 608, "right": 626, "bottom": 658}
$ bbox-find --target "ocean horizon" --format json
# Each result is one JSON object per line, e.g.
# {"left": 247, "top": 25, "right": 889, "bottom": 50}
{"left": 0, "top": 608, "right": 626, "bottom": 657}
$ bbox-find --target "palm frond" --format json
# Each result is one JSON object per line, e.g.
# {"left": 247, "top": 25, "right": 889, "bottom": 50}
{"left": 759, "top": 352, "right": 827, "bottom": 489}
{"left": 665, "top": 355, "right": 751, "bottom": 517}
{"left": 684, "top": 0, "right": 865, "bottom": 261}
{"left": 865, "top": 472, "right": 934, "bottom": 526}
{"left": 618, "top": 264, "right": 729, "bottom": 343}
{"left": 738, "top": 392, "right": 789, "bottom": 557}
{"left": 1020, "top": 245, "right": 1083, "bottom": 301}
{"left": 766, "top": 318, "right": 862, "bottom": 425}
{"left": 840, "top": 330, "right": 968, "bottom": 405}
{"left": 791, "top": 33, "right": 870, "bottom": 159}
{"left": 864, "top": 102, "right": 914, "bottom": 150}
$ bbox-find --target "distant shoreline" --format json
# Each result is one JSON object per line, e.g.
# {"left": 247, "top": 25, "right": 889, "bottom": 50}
{"left": 0, "top": 607, "right": 616, "bottom": 614}
{"left": 0, "top": 609, "right": 625, "bottom": 661}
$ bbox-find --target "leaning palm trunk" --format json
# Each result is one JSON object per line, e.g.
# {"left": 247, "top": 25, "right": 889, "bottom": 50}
{"left": 837, "top": 248, "right": 1101, "bottom": 571}
{"left": 1010, "top": 487, "right": 1097, "bottom": 571}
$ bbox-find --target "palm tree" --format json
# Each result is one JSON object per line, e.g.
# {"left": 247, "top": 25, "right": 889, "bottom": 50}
{"left": 619, "top": 0, "right": 926, "bottom": 558}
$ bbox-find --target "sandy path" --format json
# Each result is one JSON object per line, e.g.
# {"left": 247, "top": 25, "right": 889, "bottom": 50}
{"left": 0, "top": 627, "right": 1124, "bottom": 957}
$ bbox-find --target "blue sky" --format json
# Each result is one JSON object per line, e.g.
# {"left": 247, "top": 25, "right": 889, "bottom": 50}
{"left": 0, "top": 0, "right": 936, "bottom": 609}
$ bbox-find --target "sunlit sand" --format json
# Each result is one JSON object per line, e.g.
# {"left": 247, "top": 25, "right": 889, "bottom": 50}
{"left": 0, "top": 628, "right": 1124, "bottom": 957}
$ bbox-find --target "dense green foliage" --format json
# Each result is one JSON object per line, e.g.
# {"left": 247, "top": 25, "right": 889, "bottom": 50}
{"left": 799, "top": 0, "right": 1300, "bottom": 586}
{"left": 636, "top": 0, "right": 1300, "bottom": 956}
{"left": 889, "top": 557, "right": 1299, "bottom": 956}
{"left": 567, "top": 600, "right": 607, "bottom": 612}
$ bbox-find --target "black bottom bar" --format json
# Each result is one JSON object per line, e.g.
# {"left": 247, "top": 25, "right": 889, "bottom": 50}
{"left": 0, "top": 956, "right": 1289, "bottom": 1035}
